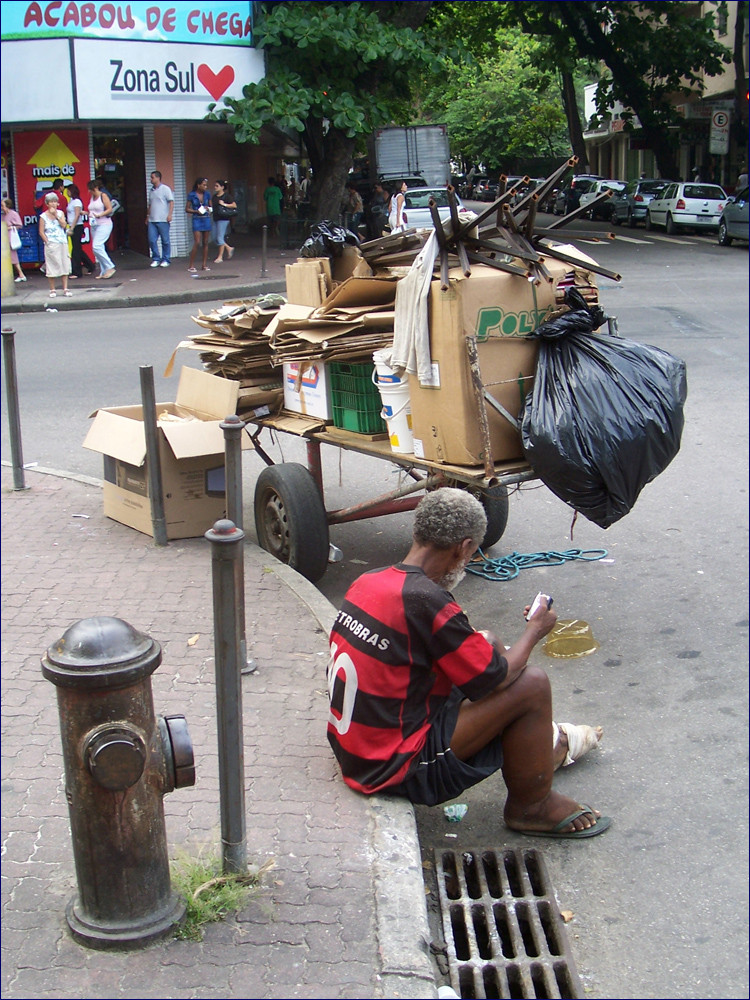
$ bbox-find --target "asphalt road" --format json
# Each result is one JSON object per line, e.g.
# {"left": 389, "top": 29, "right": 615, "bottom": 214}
{"left": 3, "top": 220, "right": 748, "bottom": 997}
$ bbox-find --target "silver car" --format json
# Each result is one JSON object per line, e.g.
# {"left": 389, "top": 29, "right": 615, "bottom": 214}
{"left": 611, "top": 179, "right": 672, "bottom": 227}
{"left": 646, "top": 182, "right": 727, "bottom": 233}
{"left": 717, "top": 187, "right": 749, "bottom": 246}
{"left": 398, "top": 186, "right": 465, "bottom": 230}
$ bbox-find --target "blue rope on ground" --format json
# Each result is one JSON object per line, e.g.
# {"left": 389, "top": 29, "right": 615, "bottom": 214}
{"left": 466, "top": 548, "right": 609, "bottom": 581}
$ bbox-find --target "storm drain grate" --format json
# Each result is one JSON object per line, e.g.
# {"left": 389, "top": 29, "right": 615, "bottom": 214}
{"left": 434, "top": 847, "right": 583, "bottom": 999}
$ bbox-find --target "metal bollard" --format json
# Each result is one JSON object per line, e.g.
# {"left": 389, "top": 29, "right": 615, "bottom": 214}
{"left": 41, "top": 616, "right": 195, "bottom": 950}
{"left": 205, "top": 519, "right": 247, "bottom": 874}
{"left": 220, "top": 415, "right": 257, "bottom": 674}
{"left": 261, "top": 224, "right": 268, "bottom": 276}
{"left": 2, "top": 328, "right": 29, "bottom": 491}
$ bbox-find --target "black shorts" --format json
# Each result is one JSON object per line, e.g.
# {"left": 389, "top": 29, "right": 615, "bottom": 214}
{"left": 389, "top": 688, "right": 505, "bottom": 807}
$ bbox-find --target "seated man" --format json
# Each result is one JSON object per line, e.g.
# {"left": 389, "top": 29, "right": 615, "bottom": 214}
{"left": 327, "top": 489, "right": 610, "bottom": 839}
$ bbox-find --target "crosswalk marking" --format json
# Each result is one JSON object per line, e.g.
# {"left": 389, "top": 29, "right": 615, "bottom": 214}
{"left": 640, "top": 232, "right": 696, "bottom": 245}
{"left": 577, "top": 232, "right": 697, "bottom": 247}
{"left": 612, "top": 235, "right": 651, "bottom": 244}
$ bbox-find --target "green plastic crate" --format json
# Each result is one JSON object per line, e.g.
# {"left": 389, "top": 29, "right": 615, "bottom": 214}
{"left": 329, "top": 361, "right": 387, "bottom": 434}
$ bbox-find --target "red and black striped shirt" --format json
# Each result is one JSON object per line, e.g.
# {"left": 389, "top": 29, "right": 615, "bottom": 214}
{"left": 327, "top": 564, "right": 507, "bottom": 794}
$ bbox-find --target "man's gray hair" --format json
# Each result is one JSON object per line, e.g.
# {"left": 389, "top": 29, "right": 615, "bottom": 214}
{"left": 413, "top": 488, "right": 487, "bottom": 549}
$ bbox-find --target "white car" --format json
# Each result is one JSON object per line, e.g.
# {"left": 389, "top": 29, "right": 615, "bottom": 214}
{"left": 393, "top": 186, "right": 465, "bottom": 230}
{"left": 646, "top": 182, "right": 727, "bottom": 234}
{"left": 578, "top": 179, "right": 626, "bottom": 221}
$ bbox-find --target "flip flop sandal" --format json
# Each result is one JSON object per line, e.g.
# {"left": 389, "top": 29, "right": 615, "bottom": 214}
{"left": 48, "top": 291, "right": 57, "bottom": 297}
{"left": 64, "top": 291, "right": 73, "bottom": 297}
{"left": 188, "top": 267, "right": 197, "bottom": 273}
{"left": 515, "top": 806, "right": 612, "bottom": 840}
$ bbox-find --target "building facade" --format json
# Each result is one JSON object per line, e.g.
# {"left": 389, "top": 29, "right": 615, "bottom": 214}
{"left": 581, "top": 0, "right": 748, "bottom": 188}
{"left": 0, "top": 0, "right": 299, "bottom": 264}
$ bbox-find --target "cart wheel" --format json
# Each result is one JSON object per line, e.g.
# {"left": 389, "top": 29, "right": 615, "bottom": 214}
{"left": 445, "top": 482, "right": 509, "bottom": 550}
{"left": 476, "top": 484, "right": 509, "bottom": 549}
{"left": 254, "top": 463, "right": 330, "bottom": 583}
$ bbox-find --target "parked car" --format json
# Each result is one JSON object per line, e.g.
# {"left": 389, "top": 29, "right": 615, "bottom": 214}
{"left": 646, "top": 182, "right": 727, "bottom": 234}
{"left": 390, "top": 186, "right": 465, "bottom": 230}
{"left": 717, "top": 186, "right": 749, "bottom": 245}
{"left": 472, "top": 176, "right": 495, "bottom": 201}
{"left": 579, "top": 179, "right": 626, "bottom": 221}
{"left": 611, "top": 178, "right": 672, "bottom": 227}
{"left": 552, "top": 174, "right": 603, "bottom": 215}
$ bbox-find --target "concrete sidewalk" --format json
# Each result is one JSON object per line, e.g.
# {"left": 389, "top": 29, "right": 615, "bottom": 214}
{"left": 0, "top": 465, "right": 435, "bottom": 998}
{"left": 2, "top": 227, "right": 296, "bottom": 313}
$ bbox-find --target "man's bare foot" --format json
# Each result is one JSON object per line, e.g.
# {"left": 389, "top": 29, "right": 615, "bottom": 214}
{"left": 504, "top": 790, "right": 606, "bottom": 835}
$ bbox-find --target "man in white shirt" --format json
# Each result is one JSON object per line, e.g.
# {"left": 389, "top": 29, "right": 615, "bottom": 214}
{"left": 146, "top": 171, "right": 174, "bottom": 267}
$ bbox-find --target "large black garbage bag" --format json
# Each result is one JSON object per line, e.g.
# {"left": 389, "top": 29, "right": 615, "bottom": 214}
{"left": 300, "top": 220, "right": 360, "bottom": 258}
{"left": 521, "top": 289, "right": 687, "bottom": 528}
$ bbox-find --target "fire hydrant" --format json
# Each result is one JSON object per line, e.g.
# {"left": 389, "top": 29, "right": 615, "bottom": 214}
{"left": 41, "top": 616, "right": 195, "bottom": 950}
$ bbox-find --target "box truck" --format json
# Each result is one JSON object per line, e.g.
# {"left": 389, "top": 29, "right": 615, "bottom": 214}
{"left": 368, "top": 125, "right": 451, "bottom": 188}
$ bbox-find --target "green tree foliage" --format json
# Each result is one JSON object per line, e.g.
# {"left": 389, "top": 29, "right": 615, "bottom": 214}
{"left": 499, "top": 1, "right": 732, "bottom": 179}
{"left": 209, "top": 1, "right": 451, "bottom": 220}
{"left": 421, "top": 26, "right": 571, "bottom": 173}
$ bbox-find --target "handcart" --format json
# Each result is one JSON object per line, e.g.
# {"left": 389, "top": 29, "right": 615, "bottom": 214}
{"left": 244, "top": 332, "right": 540, "bottom": 583}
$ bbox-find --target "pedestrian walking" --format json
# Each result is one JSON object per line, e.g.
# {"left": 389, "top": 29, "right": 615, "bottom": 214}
{"left": 86, "top": 178, "right": 116, "bottom": 279}
{"left": 39, "top": 191, "right": 72, "bottom": 296}
{"left": 263, "top": 176, "right": 283, "bottom": 237}
{"left": 146, "top": 170, "right": 174, "bottom": 268}
{"left": 2, "top": 197, "right": 27, "bottom": 283}
{"left": 388, "top": 179, "right": 409, "bottom": 233}
{"left": 342, "top": 182, "right": 364, "bottom": 236}
{"left": 211, "top": 179, "right": 237, "bottom": 263}
{"left": 186, "top": 177, "right": 212, "bottom": 271}
{"left": 66, "top": 184, "right": 95, "bottom": 279}
{"left": 366, "top": 182, "right": 389, "bottom": 239}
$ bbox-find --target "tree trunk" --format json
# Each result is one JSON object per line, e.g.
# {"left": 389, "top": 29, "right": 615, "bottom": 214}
{"left": 639, "top": 125, "right": 680, "bottom": 182}
{"left": 561, "top": 70, "right": 588, "bottom": 168}
{"left": 731, "top": 0, "right": 748, "bottom": 172}
{"left": 304, "top": 127, "right": 356, "bottom": 224}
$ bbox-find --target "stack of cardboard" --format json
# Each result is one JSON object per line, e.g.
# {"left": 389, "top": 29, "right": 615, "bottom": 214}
{"left": 167, "top": 156, "right": 620, "bottom": 465}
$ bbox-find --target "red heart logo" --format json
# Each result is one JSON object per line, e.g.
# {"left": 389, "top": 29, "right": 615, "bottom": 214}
{"left": 197, "top": 64, "right": 235, "bottom": 101}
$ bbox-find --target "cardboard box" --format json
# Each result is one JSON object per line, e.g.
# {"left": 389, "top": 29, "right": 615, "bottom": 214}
{"left": 283, "top": 361, "right": 332, "bottom": 420}
{"left": 409, "top": 261, "right": 573, "bottom": 466}
{"left": 285, "top": 258, "right": 332, "bottom": 306}
{"left": 83, "top": 367, "right": 250, "bottom": 540}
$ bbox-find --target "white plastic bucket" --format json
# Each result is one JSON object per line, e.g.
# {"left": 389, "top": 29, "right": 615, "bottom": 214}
{"left": 377, "top": 380, "right": 413, "bottom": 454}
{"left": 372, "top": 349, "right": 404, "bottom": 386}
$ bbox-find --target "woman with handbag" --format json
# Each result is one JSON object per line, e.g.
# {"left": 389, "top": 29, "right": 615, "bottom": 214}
{"left": 2, "top": 198, "right": 27, "bottom": 282}
{"left": 186, "top": 177, "right": 213, "bottom": 271}
{"left": 86, "top": 178, "right": 116, "bottom": 279}
{"left": 211, "top": 179, "right": 237, "bottom": 263}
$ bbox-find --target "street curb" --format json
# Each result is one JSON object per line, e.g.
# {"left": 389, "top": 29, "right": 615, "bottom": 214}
{"left": 252, "top": 553, "right": 438, "bottom": 998}
{"left": 0, "top": 279, "right": 286, "bottom": 314}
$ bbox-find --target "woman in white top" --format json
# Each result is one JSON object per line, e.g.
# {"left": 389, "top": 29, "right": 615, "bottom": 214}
{"left": 86, "top": 179, "right": 116, "bottom": 278}
{"left": 388, "top": 180, "right": 408, "bottom": 233}
{"left": 38, "top": 192, "right": 72, "bottom": 296}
